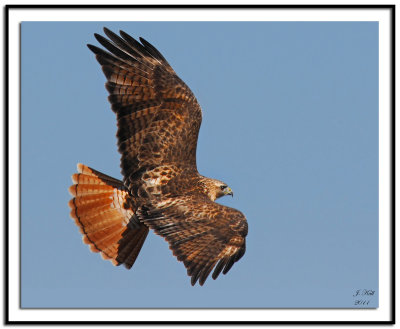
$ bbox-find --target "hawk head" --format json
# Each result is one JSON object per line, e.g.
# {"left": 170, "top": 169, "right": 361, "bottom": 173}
{"left": 201, "top": 177, "right": 233, "bottom": 201}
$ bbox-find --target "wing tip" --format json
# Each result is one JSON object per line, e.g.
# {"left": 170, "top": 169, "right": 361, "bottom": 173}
{"left": 190, "top": 273, "right": 199, "bottom": 286}
{"left": 103, "top": 27, "right": 120, "bottom": 43}
{"left": 93, "top": 32, "right": 103, "bottom": 42}
{"left": 87, "top": 43, "right": 96, "bottom": 52}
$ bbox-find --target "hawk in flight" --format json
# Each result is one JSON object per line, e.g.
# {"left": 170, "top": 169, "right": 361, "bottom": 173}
{"left": 68, "top": 28, "right": 248, "bottom": 286}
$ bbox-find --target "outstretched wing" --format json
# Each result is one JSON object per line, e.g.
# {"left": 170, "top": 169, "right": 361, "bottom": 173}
{"left": 87, "top": 28, "right": 202, "bottom": 192}
{"left": 138, "top": 198, "right": 248, "bottom": 286}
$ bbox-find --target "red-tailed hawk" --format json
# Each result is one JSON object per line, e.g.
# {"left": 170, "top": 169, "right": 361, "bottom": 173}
{"left": 68, "top": 28, "right": 248, "bottom": 286}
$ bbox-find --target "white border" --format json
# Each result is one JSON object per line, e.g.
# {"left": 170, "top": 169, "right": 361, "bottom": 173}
{"left": 7, "top": 6, "right": 392, "bottom": 323}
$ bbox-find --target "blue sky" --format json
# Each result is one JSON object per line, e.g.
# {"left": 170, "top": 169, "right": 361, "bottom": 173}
{"left": 21, "top": 21, "right": 378, "bottom": 308}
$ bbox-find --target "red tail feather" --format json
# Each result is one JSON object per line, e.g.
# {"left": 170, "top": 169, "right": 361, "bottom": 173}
{"left": 68, "top": 163, "right": 148, "bottom": 268}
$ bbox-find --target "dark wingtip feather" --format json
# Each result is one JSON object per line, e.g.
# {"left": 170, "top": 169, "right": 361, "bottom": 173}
{"left": 94, "top": 33, "right": 103, "bottom": 43}
{"left": 119, "top": 29, "right": 133, "bottom": 41}
{"left": 235, "top": 245, "right": 246, "bottom": 262}
{"left": 139, "top": 37, "right": 149, "bottom": 46}
{"left": 102, "top": 28, "right": 143, "bottom": 59}
{"left": 94, "top": 33, "right": 115, "bottom": 51}
{"left": 94, "top": 33, "right": 115, "bottom": 50}
{"left": 104, "top": 28, "right": 125, "bottom": 45}
{"left": 87, "top": 44, "right": 100, "bottom": 54}
{"left": 212, "top": 258, "right": 227, "bottom": 280}
{"left": 198, "top": 264, "right": 214, "bottom": 286}
{"left": 103, "top": 27, "right": 120, "bottom": 43}
{"left": 222, "top": 257, "right": 235, "bottom": 275}
{"left": 103, "top": 26, "right": 112, "bottom": 34}
{"left": 123, "top": 262, "right": 133, "bottom": 269}
{"left": 139, "top": 37, "right": 167, "bottom": 62}
{"left": 103, "top": 27, "right": 120, "bottom": 42}
{"left": 120, "top": 30, "right": 144, "bottom": 50}
{"left": 191, "top": 275, "right": 198, "bottom": 286}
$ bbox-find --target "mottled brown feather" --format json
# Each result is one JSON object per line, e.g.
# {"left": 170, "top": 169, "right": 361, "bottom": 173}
{"left": 87, "top": 28, "right": 201, "bottom": 193}
{"left": 138, "top": 194, "right": 247, "bottom": 286}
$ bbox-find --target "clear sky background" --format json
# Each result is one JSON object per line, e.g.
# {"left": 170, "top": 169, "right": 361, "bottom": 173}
{"left": 21, "top": 21, "right": 378, "bottom": 308}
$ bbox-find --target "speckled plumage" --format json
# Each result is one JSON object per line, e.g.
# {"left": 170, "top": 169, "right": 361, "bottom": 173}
{"left": 68, "top": 28, "right": 248, "bottom": 286}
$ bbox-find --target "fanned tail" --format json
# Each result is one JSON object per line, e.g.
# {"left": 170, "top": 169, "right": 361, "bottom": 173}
{"left": 68, "top": 163, "right": 149, "bottom": 268}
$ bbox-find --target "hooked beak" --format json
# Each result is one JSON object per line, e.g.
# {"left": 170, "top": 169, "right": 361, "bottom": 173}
{"left": 226, "top": 187, "right": 233, "bottom": 197}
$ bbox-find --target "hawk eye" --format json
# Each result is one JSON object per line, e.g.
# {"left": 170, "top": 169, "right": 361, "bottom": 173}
{"left": 220, "top": 185, "right": 227, "bottom": 190}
